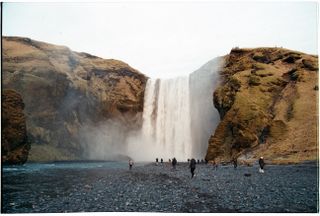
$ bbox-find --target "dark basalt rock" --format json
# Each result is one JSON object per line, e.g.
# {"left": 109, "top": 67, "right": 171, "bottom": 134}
{"left": 2, "top": 89, "right": 30, "bottom": 164}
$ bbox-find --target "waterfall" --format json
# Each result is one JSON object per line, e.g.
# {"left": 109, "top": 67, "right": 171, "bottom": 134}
{"left": 127, "top": 58, "right": 222, "bottom": 162}
{"left": 145, "top": 77, "right": 193, "bottom": 161}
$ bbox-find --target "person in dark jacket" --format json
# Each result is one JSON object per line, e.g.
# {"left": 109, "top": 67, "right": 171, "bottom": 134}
{"left": 156, "top": 158, "right": 159, "bottom": 166}
{"left": 172, "top": 157, "right": 177, "bottom": 170}
{"left": 129, "top": 159, "right": 134, "bottom": 170}
{"left": 259, "top": 157, "right": 265, "bottom": 173}
{"left": 190, "top": 158, "right": 196, "bottom": 178}
{"left": 160, "top": 158, "right": 163, "bottom": 164}
{"left": 233, "top": 157, "right": 238, "bottom": 169}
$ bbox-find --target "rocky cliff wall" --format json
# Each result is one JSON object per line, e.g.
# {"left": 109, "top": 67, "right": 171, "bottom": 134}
{"left": 2, "top": 36, "right": 147, "bottom": 162}
{"left": 206, "top": 47, "right": 318, "bottom": 164}
{"left": 2, "top": 89, "right": 30, "bottom": 164}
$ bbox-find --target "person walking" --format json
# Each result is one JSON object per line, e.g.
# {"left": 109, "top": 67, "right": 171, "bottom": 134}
{"left": 233, "top": 157, "right": 238, "bottom": 169}
{"left": 213, "top": 159, "right": 218, "bottom": 170}
{"left": 190, "top": 158, "right": 196, "bottom": 178}
{"left": 129, "top": 159, "right": 134, "bottom": 170}
{"left": 172, "top": 157, "right": 177, "bottom": 170}
{"left": 156, "top": 158, "right": 159, "bottom": 166}
{"left": 160, "top": 158, "right": 163, "bottom": 164}
{"left": 259, "top": 157, "right": 265, "bottom": 173}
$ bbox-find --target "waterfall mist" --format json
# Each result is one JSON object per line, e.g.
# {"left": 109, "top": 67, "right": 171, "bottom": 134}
{"left": 189, "top": 58, "right": 222, "bottom": 159}
{"left": 79, "top": 120, "right": 130, "bottom": 161}
{"left": 77, "top": 57, "right": 222, "bottom": 162}
{"left": 126, "top": 58, "right": 223, "bottom": 162}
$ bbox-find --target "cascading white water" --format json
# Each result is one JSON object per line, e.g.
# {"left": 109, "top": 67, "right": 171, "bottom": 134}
{"left": 127, "top": 77, "right": 193, "bottom": 161}
{"left": 127, "top": 58, "right": 222, "bottom": 162}
{"left": 148, "top": 77, "right": 192, "bottom": 161}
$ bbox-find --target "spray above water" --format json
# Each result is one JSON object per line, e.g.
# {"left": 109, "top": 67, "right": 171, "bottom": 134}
{"left": 127, "top": 58, "right": 222, "bottom": 162}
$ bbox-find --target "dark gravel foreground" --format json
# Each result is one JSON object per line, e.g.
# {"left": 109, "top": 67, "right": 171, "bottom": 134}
{"left": 2, "top": 162, "right": 319, "bottom": 213}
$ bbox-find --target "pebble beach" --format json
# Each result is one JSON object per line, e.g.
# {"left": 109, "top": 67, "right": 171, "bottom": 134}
{"left": 2, "top": 161, "right": 318, "bottom": 213}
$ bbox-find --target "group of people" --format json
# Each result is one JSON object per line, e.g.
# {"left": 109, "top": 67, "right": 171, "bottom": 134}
{"left": 128, "top": 156, "right": 266, "bottom": 177}
{"left": 232, "top": 157, "right": 265, "bottom": 172}
{"left": 155, "top": 158, "right": 164, "bottom": 165}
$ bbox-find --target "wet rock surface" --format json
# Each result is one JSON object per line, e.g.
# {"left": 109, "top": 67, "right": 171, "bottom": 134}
{"left": 2, "top": 162, "right": 318, "bottom": 213}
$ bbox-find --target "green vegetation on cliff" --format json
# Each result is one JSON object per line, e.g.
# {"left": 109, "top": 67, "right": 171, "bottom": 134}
{"left": 206, "top": 47, "right": 318, "bottom": 164}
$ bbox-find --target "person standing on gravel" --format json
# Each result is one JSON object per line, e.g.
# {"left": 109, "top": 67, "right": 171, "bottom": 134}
{"left": 129, "top": 159, "right": 134, "bottom": 170}
{"left": 259, "top": 157, "right": 265, "bottom": 173}
{"left": 212, "top": 159, "right": 218, "bottom": 170}
{"left": 190, "top": 158, "right": 196, "bottom": 178}
{"left": 172, "top": 157, "right": 177, "bottom": 170}
{"left": 233, "top": 157, "right": 238, "bottom": 169}
{"left": 160, "top": 158, "right": 163, "bottom": 165}
{"left": 156, "top": 158, "right": 159, "bottom": 166}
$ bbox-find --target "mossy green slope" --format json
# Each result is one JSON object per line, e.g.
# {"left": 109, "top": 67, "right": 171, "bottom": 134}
{"left": 206, "top": 47, "right": 318, "bottom": 164}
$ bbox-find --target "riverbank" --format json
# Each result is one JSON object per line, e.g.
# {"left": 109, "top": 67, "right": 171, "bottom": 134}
{"left": 2, "top": 162, "right": 318, "bottom": 213}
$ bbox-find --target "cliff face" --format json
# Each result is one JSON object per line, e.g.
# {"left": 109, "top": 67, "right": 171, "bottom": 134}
{"left": 2, "top": 36, "right": 147, "bottom": 162}
{"left": 2, "top": 89, "right": 30, "bottom": 164}
{"left": 206, "top": 47, "right": 318, "bottom": 164}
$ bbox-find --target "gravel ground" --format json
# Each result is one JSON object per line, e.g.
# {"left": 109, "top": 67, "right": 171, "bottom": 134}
{"left": 2, "top": 162, "right": 318, "bottom": 213}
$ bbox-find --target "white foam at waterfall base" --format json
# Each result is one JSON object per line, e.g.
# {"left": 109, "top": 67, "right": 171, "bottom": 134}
{"left": 127, "top": 58, "right": 223, "bottom": 162}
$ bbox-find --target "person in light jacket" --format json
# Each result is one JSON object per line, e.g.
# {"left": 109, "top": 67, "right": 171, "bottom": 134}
{"left": 259, "top": 157, "right": 265, "bottom": 173}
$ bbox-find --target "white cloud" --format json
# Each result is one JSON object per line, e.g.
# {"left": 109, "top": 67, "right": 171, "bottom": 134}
{"left": 3, "top": 2, "right": 318, "bottom": 78}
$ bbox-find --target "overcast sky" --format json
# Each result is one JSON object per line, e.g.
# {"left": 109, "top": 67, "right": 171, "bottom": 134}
{"left": 3, "top": 2, "right": 318, "bottom": 78}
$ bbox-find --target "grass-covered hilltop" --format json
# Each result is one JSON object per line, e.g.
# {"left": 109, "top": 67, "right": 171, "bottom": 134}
{"left": 206, "top": 47, "right": 318, "bottom": 164}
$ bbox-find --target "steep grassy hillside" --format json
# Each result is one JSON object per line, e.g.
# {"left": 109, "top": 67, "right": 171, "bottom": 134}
{"left": 206, "top": 47, "right": 318, "bottom": 164}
